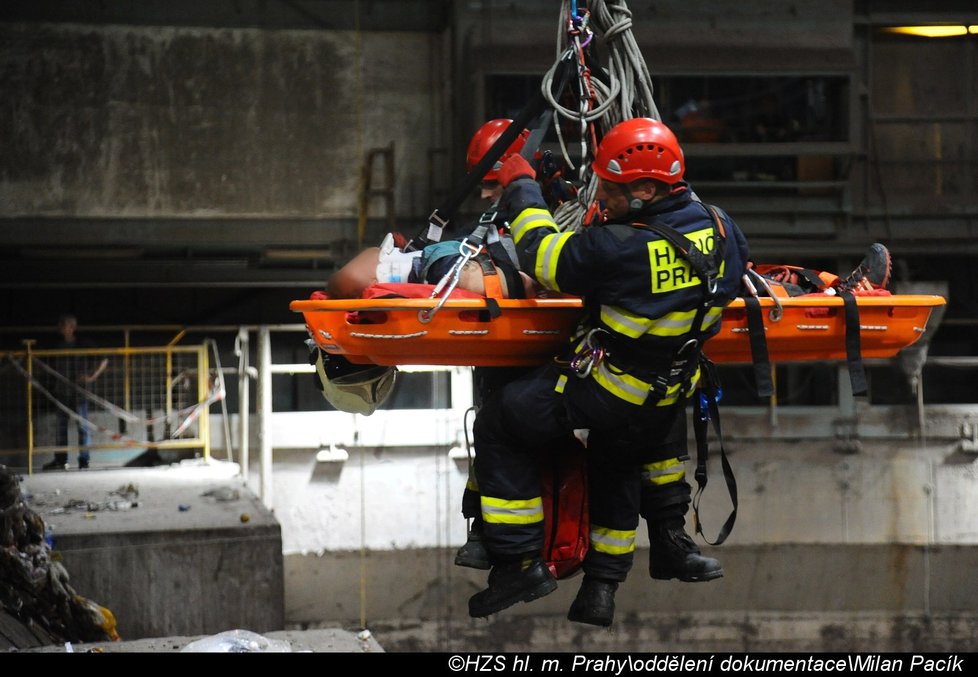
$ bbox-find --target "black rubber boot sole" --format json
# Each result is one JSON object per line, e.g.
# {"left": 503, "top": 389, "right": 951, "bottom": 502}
{"left": 650, "top": 565, "right": 724, "bottom": 583}
{"left": 567, "top": 597, "right": 614, "bottom": 627}
{"left": 454, "top": 543, "right": 491, "bottom": 570}
{"left": 468, "top": 573, "right": 558, "bottom": 618}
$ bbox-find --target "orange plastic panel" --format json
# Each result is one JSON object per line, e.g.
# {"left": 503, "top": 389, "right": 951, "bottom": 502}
{"left": 290, "top": 294, "right": 946, "bottom": 367}
{"left": 707, "top": 294, "right": 945, "bottom": 363}
{"left": 291, "top": 296, "right": 585, "bottom": 366}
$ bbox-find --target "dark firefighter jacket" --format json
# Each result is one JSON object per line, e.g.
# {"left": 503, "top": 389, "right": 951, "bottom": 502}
{"left": 504, "top": 177, "right": 750, "bottom": 406}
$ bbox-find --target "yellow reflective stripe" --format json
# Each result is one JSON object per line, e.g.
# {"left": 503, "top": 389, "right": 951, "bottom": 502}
{"left": 510, "top": 208, "right": 557, "bottom": 243}
{"left": 642, "top": 457, "right": 686, "bottom": 486}
{"left": 535, "top": 231, "right": 573, "bottom": 290}
{"left": 481, "top": 495, "right": 544, "bottom": 525}
{"left": 555, "top": 373, "right": 568, "bottom": 394}
{"left": 591, "top": 361, "right": 652, "bottom": 405}
{"left": 589, "top": 525, "right": 636, "bottom": 556}
{"left": 650, "top": 309, "right": 698, "bottom": 337}
{"left": 599, "top": 306, "right": 652, "bottom": 339}
{"left": 703, "top": 306, "right": 722, "bottom": 328}
{"left": 598, "top": 305, "right": 722, "bottom": 339}
{"left": 591, "top": 360, "right": 684, "bottom": 406}
{"left": 590, "top": 362, "right": 702, "bottom": 407}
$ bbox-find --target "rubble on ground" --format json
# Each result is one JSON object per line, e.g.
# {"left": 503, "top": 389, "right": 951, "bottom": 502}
{"left": 0, "top": 464, "right": 120, "bottom": 648}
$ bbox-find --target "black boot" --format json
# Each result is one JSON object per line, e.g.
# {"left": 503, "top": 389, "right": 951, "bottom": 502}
{"left": 837, "top": 243, "right": 891, "bottom": 292}
{"left": 455, "top": 522, "right": 491, "bottom": 570}
{"left": 567, "top": 576, "right": 618, "bottom": 627}
{"left": 42, "top": 455, "right": 69, "bottom": 471}
{"left": 468, "top": 555, "right": 557, "bottom": 618}
{"left": 649, "top": 521, "right": 724, "bottom": 582}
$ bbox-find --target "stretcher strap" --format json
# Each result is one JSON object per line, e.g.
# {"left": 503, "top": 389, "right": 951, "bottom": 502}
{"left": 743, "top": 295, "right": 774, "bottom": 397}
{"left": 839, "top": 290, "right": 868, "bottom": 396}
{"left": 474, "top": 252, "right": 503, "bottom": 318}
{"left": 795, "top": 267, "right": 831, "bottom": 292}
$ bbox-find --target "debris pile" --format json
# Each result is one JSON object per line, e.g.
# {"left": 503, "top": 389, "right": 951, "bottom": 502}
{"left": 0, "top": 464, "right": 120, "bottom": 645}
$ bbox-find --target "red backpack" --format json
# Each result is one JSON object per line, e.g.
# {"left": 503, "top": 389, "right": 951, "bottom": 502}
{"left": 540, "top": 434, "right": 589, "bottom": 579}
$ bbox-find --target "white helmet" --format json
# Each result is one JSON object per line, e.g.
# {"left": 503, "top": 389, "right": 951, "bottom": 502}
{"left": 314, "top": 350, "right": 396, "bottom": 416}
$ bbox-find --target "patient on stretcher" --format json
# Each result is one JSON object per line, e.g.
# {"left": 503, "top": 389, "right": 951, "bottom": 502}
{"left": 747, "top": 242, "right": 892, "bottom": 298}
{"left": 326, "top": 232, "right": 539, "bottom": 301}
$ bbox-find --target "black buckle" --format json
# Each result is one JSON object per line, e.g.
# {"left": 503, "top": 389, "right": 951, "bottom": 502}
{"left": 699, "top": 353, "right": 721, "bottom": 391}
{"left": 649, "top": 374, "right": 671, "bottom": 400}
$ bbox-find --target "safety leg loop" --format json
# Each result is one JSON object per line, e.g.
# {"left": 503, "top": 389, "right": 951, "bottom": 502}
{"left": 691, "top": 358, "right": 738, "bottom": 546}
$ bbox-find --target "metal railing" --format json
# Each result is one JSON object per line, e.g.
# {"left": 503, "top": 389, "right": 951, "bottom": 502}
{"left": 3, "top": 320, "right": 976, "bottom": 492}
{"left": 1, "top": 342, "right": 214, "bottom": 473}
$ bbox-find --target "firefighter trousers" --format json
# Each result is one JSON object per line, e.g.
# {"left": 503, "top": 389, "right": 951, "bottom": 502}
{"left": 473, "top": 361, "right": 690, "bottom": 582}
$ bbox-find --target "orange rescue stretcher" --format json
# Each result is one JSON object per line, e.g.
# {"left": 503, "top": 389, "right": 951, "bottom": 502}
{"left": 291, "top": 292, "right": 946, "bottom": 367}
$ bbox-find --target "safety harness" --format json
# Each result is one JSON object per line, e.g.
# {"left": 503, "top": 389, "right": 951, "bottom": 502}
{"left": 596, "top": 203, "right": 738, "bottom": 545}
{"left": 419, "top": 207, "right": 526, "bottom": 323}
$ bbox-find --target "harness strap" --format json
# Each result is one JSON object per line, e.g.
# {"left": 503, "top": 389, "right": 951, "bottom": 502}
{"left": 633, "top": 208, "right": 736, "bottom": 544}
{"left": 596, "top": 204, "right": 727, "bottom": 400}
{"left": 691, "top": 355, "right": 737, "bottom": 546}
{"left": 412, "top": 55, "right": 575, "bottom": 248}
{"left": 628, "top": 207, "right": 722, "bottom": 334}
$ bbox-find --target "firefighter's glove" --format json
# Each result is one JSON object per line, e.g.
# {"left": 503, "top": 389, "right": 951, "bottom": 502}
{"left": 496, "top": 154, "right": 536, "bottom": 188}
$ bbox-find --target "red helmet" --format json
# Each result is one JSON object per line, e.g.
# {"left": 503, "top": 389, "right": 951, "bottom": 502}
{"left": 467, "top": 119, "right": 530, "bottom": 181}
{"left": 592, "top": 118, "right": 685, "bottom": 185}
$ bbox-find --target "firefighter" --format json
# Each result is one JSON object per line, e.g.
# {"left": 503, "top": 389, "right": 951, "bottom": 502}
{"left": 468, "top": 118, "right": 751, "bottom": 626}
{"left": 312, "top": 119, "right": 534, "bottom": 417}
{"left": 454, "top": 118, "right": 542, "bottom": 569}
{"left": 322, "top": 118, "right": 533, "bottom": 304}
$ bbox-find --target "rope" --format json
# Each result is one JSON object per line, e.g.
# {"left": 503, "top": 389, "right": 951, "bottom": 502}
{"left": 353, "top": 0, "right": 370, "bottom": 636}
{"left": 544, "top": 0, "right": 664, "bottom": 233}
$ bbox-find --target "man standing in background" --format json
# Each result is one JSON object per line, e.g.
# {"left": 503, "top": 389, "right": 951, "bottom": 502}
{"left": 43, "top": 314, "right": 108, "bottom": 471}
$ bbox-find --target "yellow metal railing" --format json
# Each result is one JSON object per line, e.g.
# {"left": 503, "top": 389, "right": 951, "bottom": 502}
{"left": 1, "top": 343, "right": 213, "bottom": 473}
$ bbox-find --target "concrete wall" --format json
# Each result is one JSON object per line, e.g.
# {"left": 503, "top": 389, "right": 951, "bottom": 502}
{"left": 251, "top": 438, "right": 978, "bottom": 556}
{"left": 254, "top": 434, "right": 978, "bottom": 650}
{"left": 0, "top": 22, "right": 445, "bottom": 221}
{"left": 25, "top": 466, "right": 284, "bottom": 641}
{"left": 55, "top": 524, "right": 284, "bottom": 640}
{"left": 284, "top": 547, "right": 978, "bottom": 652}
{"left": 23, "top": 394, "right": 978, "bottom": 649}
